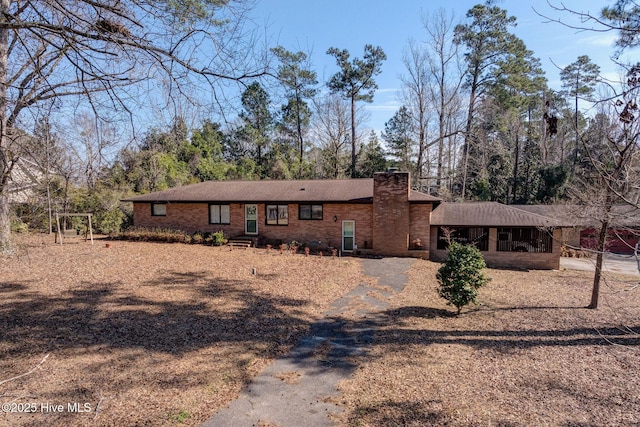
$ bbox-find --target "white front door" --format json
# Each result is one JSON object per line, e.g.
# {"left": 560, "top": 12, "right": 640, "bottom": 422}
{"left": 342, "top": 220, "right": 355, "bottom": 252}
{"left": 245, "top": 204, "right": 258, "bottom": 235}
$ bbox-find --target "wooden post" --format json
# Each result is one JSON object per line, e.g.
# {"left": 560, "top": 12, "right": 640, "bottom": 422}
{"left": 87, "top": 214, "right": 94, "bottom": 245}
{"left": 55, "top": 213, "right": 62, "bottom": 245}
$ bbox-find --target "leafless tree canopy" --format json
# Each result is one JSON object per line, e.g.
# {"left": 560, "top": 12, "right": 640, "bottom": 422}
{"left": 1, "top": 0, "right": 268, "bottom": 124}
{"left": 0, "top": 0, "right": 269, "bottom": 252}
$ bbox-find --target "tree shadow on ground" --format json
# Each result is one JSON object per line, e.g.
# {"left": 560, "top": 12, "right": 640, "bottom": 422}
{"left": 345, "top": 400, "right": 446, "bottom": 426}
{"left": 384, "top": 306, "right": 456, "bottom": 319}
{"left": 0, "top": 270, "right": 311, "bottom": 359}
{"left": 0, "top": 281, "right": 29, "bottom": 293}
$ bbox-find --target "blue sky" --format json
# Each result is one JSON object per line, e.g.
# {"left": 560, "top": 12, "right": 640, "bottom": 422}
{"left": 250, "top": 0, "right": 625, "bottom": 132}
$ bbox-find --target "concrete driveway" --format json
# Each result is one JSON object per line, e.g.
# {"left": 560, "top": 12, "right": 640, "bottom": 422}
{"left": 561, "top": 253, "right": 640, "bottom": 275}
{"left": 202, "top": 257, "right": 416, "bottom": 427}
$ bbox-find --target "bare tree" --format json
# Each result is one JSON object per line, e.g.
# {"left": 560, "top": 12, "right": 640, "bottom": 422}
{"left": 401, "top": 41, "right": 431, "bottom": 188}
{"left": 311, "top": 94, "right": 366, "bottom": 179}
{"left": 0, "top": 0, "right": 269, "bottom": 253}
{"left": 423, "top": 9, "right": 465, "bottom": 194}
{"left": 570, "top": 72, "right": 640, "bottom": 309}
{"left": 69, "top": 112, "right": 119, "bottom": 191}
{"left": 540, "top": 1, "right": 640, "bottom": 308}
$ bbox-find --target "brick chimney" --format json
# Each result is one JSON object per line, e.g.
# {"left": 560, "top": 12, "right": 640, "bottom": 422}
{"left": 372, "top": 171, "right": 410, "bottom": 255}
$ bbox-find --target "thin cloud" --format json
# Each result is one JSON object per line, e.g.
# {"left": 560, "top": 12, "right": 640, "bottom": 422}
{"left": 578, "top": 32, "right": 617, "bottom": 48}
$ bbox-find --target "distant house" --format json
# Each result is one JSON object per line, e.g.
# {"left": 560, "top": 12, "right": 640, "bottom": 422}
{"left": 123, "top": 171, "right": 564, "bottom": 269}
{"left": 7, "top": 158, "right": 49, "bottom": 204}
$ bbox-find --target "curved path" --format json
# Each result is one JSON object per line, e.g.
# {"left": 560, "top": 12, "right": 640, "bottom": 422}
{"left": 202, "top": 257, "right": 415, "bottom": 427}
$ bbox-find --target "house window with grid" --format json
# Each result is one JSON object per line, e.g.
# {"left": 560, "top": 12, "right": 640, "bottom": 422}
{"left": 209, "top": 204, "right": 230, "bottom": 224}
{"left": 437, "top": 227, "right": 489, "bottom": 251}
{"left": 497, "top": 227, "right": 552, "bottom": 253}
{"left": 299, "top": 204, "right": 323, "bottom": 220}
{"left": 266, "top": 204, "right": 288, "bottom": 225}
{"left": 151, "top": 203, "right": 167, "bottom": 216}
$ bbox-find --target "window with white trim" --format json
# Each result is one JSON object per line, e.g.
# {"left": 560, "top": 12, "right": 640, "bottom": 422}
{"left": 209, "top": 204, "right": 230, "bottom": 224}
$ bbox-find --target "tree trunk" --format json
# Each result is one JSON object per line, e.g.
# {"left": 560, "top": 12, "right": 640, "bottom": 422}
{"left": 350, "top": 95, "right": 356, "bottom": 178}
{"left": 296, "top": 91, "right": 304, "bottom": 178}
{"left": 0, "top": 0, "right": 11, "bottom": 253}
{"left": 0, "top": 190, "right": 10, "bottom": 253}
{"left": 461, "top": 72, "right": 478, "bottom": 199}
{"left": 588, "top": 220, "right": 609, "bottom": 309}
{"left": 511, "top": 130, "right": 520, "bottom": 204}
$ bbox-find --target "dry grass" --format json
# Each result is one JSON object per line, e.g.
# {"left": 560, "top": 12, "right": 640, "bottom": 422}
{"left": 3, "top": 234, "right": 640, "bottom": 427}
{"left": 337, "top": 260, "right": 640, "bottom": 426}
{"left": 0, "top": 234, "right": 363, "bottom": 426}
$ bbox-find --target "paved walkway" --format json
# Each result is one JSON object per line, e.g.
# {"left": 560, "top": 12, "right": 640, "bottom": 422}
{"left": 202, "top": 257, "right": 415, "bottom": 427}
{"left": 561, "top": 253, "right": 640, "bottom": 275}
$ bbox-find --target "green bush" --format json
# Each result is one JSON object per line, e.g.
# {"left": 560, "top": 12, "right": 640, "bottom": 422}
{"left": 94, "top": 208, "right": 125, "bottom": 234}
{"left": 112, "top": 227, "right": 229, "bottom": 246}
{"left": 210, "top": 230, "right": 227, "bottom": 246}
{"left": 436, "top": 242, "right": 490, "bottom": 315}
{"left": 10, "top": 218, "right": 29, "bottom": 233}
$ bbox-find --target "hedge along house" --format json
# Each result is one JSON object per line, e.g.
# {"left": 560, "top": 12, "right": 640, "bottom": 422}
{"left": 430, "top": 202, "right": 562, "bottom": 270}
{"left": 123, "top": 171, "right": 439, "bottom": 257}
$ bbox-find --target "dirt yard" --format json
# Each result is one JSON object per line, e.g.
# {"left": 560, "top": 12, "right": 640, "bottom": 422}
{"left": 1, "top": 234, "right": 639, "bottom": 426}
{"left": 0, "top": 234, "right": 363, "bottom": 426}
{"left": 336, "top": 260, "right": 640, "bottom": 426}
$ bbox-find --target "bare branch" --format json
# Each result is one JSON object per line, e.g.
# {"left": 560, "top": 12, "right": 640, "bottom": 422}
{"left": 0, "top": 353, "right": 50, "bottom": 386}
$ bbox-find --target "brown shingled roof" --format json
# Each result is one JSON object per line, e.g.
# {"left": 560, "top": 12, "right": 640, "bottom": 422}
{"left": 430, "top": 202, "right": 559, "bottom": 227}
{"left": 122, "top": 179, "right": 440, "bottom": 203}
{"left": 514, "top": 204, "right": 640, "bottom": 227}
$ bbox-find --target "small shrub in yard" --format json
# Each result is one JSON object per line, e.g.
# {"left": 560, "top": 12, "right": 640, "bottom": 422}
{"left": 191, "top": 231, "right": 203, "bottom": 244}
{"left": 10, "top": 218, "right": 29, "bottom": 233}
{"left": 436, "top": 242, "right": 490, "bottom": 315}
{"left": 209, "top": 230, "right": 227, "bottom": 246}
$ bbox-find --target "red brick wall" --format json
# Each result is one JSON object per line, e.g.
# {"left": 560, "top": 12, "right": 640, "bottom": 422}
{"left": 410, "top": 204, "right": 432, "bottom": 250}
{"left": 133, "top": 202, "right": 372, "bottom": 250}
{"left": 373, "top": 172, "right": 411, "bottom": 256}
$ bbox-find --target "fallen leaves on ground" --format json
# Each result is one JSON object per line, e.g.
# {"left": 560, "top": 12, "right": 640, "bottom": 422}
{"left": 337, "top": 260, "right": 640, "bottom": 426}
{"left": 0, "top": 234, "right": 363, "bottom": 426}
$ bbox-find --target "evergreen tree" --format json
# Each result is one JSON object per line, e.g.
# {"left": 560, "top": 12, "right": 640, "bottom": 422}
{"left": 601, "top": 1, "right": 640, "bottom": 52}
{"left": 560, "top": 55, "right": 601, "bottom": 165}
{"left": 272, "top": 46, "right": 318, "bottom": 177}
{"left": 239, "top": 82, "right": 274, "bottom": 177}
{"left": 327, "top": 45, "right": 387, "bottom": 178}
{"left": 454, "top": 0, "right": 519, "bottom": 198}
{"left": 437, "top": 242, "right": 489, "bottom": 315}
{"left": 382, "top": 106, "right": 415, "bottom": 173}
{"left": 358, "top": 131, "right": 388, "bottom": 178}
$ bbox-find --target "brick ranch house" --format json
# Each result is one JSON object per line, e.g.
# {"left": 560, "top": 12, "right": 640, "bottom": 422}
{"left": 123, "top": 171, "right": 563, "bottom": 269}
